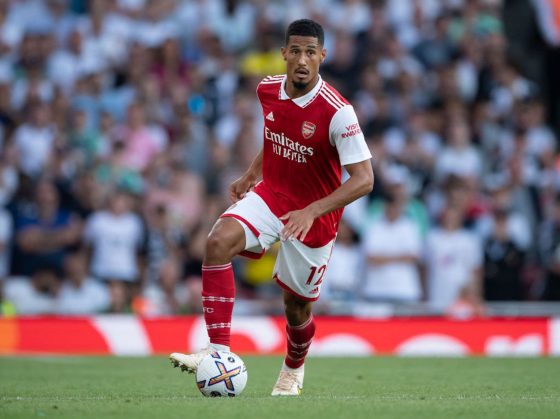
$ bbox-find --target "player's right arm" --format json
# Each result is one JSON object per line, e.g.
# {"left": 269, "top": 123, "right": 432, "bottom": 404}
{"left": 229, "top": 148, "right": 263, "bottom": 203}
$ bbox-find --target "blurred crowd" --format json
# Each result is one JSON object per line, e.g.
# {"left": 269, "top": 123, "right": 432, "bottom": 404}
{"left": 0, "top": 0, "right": 559, "bottom": 317}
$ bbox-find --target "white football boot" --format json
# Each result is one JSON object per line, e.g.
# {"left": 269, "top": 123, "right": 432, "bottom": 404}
{"left": 271, "top": 365, "right": 304, "bottom": 396}
{"left": 169, "top": 347, "right": 213, "bottom": 374}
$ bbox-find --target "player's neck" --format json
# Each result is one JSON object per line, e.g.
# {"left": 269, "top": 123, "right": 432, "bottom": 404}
{"left": 284, "top": 75, "right": 320, "bottom": 99}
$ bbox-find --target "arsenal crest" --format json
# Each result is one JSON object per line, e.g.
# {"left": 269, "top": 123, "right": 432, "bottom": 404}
{"left": 301, "top": 121, "right": 316, "bottom": 139}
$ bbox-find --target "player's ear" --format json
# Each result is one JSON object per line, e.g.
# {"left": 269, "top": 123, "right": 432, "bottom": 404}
{"left": 281, "top": 47, "right": 287, "bottom": 61}
{"left": 321, "top": 48, "right": 327, "bottom": 63}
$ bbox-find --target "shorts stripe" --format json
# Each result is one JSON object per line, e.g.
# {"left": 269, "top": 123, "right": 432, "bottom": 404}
{"left": 274, "top": 274, "right": 320, "bottom": 302}
{"left": 221, "top": 213, "right": 261, "bottom": 238}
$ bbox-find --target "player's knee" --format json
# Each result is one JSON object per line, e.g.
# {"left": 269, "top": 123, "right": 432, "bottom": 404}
{"left": 205, "top": 223, "right": 244, "bottom": 263}
{"left": 205, "top": 232, "right": 230, "bottom": 260}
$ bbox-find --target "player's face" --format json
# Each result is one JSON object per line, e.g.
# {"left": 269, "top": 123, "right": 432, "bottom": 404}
{"left": 282, "top": 35, "right": 326, "bottom": 92}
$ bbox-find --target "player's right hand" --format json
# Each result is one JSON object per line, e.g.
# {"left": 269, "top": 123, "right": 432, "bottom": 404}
{"left": 229, "top": 175, "right": 257, "bottom": 203}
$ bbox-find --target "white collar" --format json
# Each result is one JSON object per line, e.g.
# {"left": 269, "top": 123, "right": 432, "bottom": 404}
{"left": 279, "top": 74, "right": 323, "bottom": 108}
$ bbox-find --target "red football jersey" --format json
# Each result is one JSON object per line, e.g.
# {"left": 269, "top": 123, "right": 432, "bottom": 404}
{"left": 253, "top": 75, "right": 371, "bottom": 248}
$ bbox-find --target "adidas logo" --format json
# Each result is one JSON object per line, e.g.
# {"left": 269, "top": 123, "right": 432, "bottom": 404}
{"left": 266, "top": 111, "right": 275, "bottom": 121}
{"left": 310, "top": 287, "right": 319, "bottom": 294}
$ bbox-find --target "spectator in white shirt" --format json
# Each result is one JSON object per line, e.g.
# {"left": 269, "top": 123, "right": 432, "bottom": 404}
{"left": 435, "top": 117, "right": 482, "bottom": 182}
{"left": 57, "top": 250, "right": 110, "bottom": 315}
{"left": 3, "top": 265, "right": 61, "bottom": 315}
{"left": 47, "top": 29, "right": 85, "bottom": 92}
{"left": 321, "top": 219, "right": 362, "bottom": 302}
{"left": 208, "top": 0, "right": 256, "bottom": 52}
{"left": 327, "top": 0, "right": 372, "bottom": 35}
{"left": 425, "top": 205, "right": 483, "bottom": 312}
{"left": 12, "top": 101, "right": 57, "bottom": 178}
{"left": 362, "top": 189, "right": 422, "bottom": 302}
{"left": 84, "top": 190, "right": 144, "bottom": 312}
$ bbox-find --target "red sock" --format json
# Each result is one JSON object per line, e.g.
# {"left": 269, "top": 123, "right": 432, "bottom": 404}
{"left": 285, "top": 316, "right": 316, "bottom": 369}
{"left": 201, "top": 263, "right": 235, "bottom": 347}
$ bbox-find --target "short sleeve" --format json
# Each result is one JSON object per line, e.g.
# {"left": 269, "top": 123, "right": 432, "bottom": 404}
{"left": 329, "top": 105, "right": 372, "bottom": 166}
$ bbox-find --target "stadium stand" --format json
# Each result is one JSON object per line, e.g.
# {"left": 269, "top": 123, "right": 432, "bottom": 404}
{"left": 0, "top": 0, "right": 559, "bottom": 318}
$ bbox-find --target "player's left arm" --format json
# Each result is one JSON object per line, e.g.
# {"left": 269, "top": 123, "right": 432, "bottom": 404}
{"left": 281, "top": 104, "right": 373, "bottom": 241}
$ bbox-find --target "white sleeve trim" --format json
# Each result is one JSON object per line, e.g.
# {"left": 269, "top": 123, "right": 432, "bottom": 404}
{"left": 329, "top": 105, "right": 372, "bottom": 166}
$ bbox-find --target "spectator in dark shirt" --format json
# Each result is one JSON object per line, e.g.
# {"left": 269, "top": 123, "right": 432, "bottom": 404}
{"left": 483, "top": 207, "right": 526, "bottom": 300}
{"left": 12, "top": 179, "right": 82, "bottom": 276}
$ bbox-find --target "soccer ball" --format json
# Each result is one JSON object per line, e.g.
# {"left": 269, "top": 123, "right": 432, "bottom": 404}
{"left": 195, "top": 351, "right": 248, "bottom": 397}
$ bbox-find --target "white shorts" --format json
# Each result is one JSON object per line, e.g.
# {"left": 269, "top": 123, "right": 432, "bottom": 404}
{"left": 221, "top": 192, "right": 335, "bottom": 301}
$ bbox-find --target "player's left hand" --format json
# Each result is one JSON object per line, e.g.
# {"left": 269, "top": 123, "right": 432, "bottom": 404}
{"left": 279, "top": 207, "right": 317, "bottom": 242}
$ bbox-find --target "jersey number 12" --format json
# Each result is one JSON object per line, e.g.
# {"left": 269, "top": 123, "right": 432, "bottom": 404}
{"left": 306, "top": 265, "right": 326, "bottom": 286}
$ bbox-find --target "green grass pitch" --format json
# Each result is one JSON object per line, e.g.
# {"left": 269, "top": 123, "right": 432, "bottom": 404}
{"left": 1, "top": 356, "right": 559, "bottom": 419}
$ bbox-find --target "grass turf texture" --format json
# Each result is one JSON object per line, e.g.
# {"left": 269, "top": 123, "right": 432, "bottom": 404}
{"left": 0, "top": 356, "right": 558, "bottom": 419}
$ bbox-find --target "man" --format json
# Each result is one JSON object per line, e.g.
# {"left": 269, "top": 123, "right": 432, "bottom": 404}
{"left": 425, "top": 205, "right": 483, "bottom": 312}
{"left": 361, "top": 170, "right": 422, "bottom": 303}
{"left": 170, "top": 19, "right": 373, "bottom": 396}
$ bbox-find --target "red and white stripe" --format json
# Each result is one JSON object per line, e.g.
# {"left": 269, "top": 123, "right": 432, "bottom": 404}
{"left": 286, "top": 345, "right": 312, "bottom": 362}
{"left": 202, "top": 296, "right": 235, "bottom": 303}
{"left": 3, "top": 316, "right": 555, "bottom": 356}
{"left": 92, "top": 315, "right": 151, "bottom": 356}
{"left": 207, "top": 322, "right": 232, "bottom": 330}
{"left": 319, "top": 84, "right": 346, "bottom": 110}
{"left": 301, "top": 82, "right": 323, "bottom": 108}
{"left": 292, "top": 315, "right": 314, "bottom": 330}
{"left": 202, "top": 263, "right": 232, "bottom": 272}
{"left": 287, "top": 336, "right": 312, "bottom": 349}
{"left": 260, "top": 75, "right": 285, "bottom": 85}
